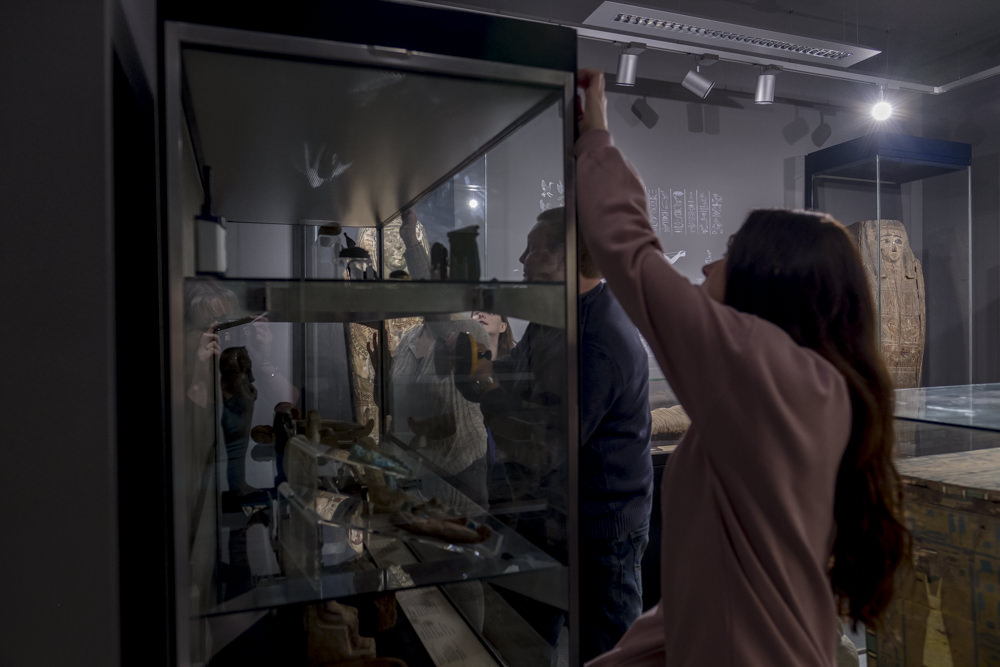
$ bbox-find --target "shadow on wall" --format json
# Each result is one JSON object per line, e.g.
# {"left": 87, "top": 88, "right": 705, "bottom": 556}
{"left": 631, "top": 97, "right": 659, "bottom": 129}
{"left": 686, "top": 103, "right": 720, "bottom": 135}
{"left": 782, "top": 108, "right": 809, "bottom": 144}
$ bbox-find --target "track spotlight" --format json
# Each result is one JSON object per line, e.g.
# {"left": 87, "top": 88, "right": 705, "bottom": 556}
{"left": 616, "top": 42, "right": 645, "bottom": 86}
{"left": 617, "top": 53, "right": 638, "bottom": 86}
{"left": 754, "top": 66, "right": 779, "bottom": 104}
{"left": 872, "top": 85, "right": 893, "bottom": 121}
{"left": 682, "top": 55, "right": 717, "bottom": 99}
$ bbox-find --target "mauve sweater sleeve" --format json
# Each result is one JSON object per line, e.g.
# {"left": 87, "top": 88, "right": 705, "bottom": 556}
{"left": 574, "top": 129, "right": 758, "bottom": 422}
{"left": 584, "top": 602, "right": 666, "bottom": 667}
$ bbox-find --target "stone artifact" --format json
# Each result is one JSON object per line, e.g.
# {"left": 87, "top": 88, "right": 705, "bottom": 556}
{"left": 304, "top": 600, "right": 376, "bottom": 665}
{"left": 848, "top": 219, "right": 925, "bottom": 389}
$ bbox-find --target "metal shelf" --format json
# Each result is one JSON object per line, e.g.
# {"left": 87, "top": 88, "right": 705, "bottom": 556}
{"left": 198, "top": 277, "right": 567, "bottom": 328}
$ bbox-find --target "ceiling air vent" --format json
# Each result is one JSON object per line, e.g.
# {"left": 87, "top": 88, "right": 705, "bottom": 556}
{"left": 584, "top": 2, "right": 880, "bottom": 68}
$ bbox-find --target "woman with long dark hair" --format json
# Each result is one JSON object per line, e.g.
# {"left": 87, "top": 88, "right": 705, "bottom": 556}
{"left": 473, "top": 310, "right": 516, "bottom": 361}
{"left": 575, "top": 69, "right": 908, "bottom": 666}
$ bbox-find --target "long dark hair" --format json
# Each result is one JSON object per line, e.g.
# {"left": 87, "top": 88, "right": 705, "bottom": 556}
{"left": 725, "top": 209, "right": 909, "bottom": 628}
{"left": 497, "top": 315, "right": 517, "bottom": 359}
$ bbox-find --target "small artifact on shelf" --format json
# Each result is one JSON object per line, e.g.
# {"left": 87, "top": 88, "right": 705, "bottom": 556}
{"left": 306, "top": 409, "right": 323, "bottom": 442}
{"left": 320, "top": 419, "right": 376, "bottom": 446}
{"left": 250, "top": 424, "right": 274, "bottom": 444}
{"left": 407, "top": 414, "right": 457, "bottom": 440}
{"left": 430, "top": 242, "right": 448, "bottom": 280}
{"left": 366, "top": 481, "right": 414, "bottom": 514}
{"left": 273, "top": 408, "right": 297, "bottom": 484}
{"left": 312, "top": 490, "right": 363, "bottom": 523}
{"left": 447, "top": 224, "right": 481, "bottom": 281}
{"left": 293, "top": 414, "right": 375, "bottom": 446}
{"left": 372, "top": 593, "right": 399, "bottom": 632}
{"left": 394, "top": 511, "right": 491, "bottom": 543}
{"left": 275, "top": 401, "right": 301, "bottom": 420}
{"left": 333, "top": 443, "right": 412, "bottom": 478}
{"left": 355, "top": 434, "right": 377, "bottom": 450}
{"left": 393, "top": 501, "right": 492, "bottom": 544}
{"left": 304, "top": 600, "right": 376, "bottom": 665}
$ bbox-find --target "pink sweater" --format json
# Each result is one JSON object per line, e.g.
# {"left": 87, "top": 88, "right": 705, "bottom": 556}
{"left": 577, "top": 129, "right": 851, "bottom": 666}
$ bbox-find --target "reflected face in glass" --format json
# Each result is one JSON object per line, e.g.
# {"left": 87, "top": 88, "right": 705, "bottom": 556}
{"left": 880, "top": 230, "right": 905, "bottom": 263}
{"left": 519, "top": 223, "right": 565, "bottom": 282}
{"left": 472, "top": 311, "right": 507, "bottom": 337}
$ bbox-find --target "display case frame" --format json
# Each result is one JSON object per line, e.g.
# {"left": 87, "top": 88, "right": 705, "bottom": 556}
{"left": 805, "top": 132, "right": 974, "bottom": 390}
{"left": 160, "top": 3, "right": 580, "bottom": 664}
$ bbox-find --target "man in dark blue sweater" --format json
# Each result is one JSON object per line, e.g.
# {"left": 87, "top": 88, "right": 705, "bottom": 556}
{"left": 469, "top": 207, "right": 653, "bottom": 662}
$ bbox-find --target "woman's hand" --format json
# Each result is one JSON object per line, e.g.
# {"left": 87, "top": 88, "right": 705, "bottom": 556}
{"left": 577, "top": 68, "right": 609, "bottom": 136}
{"left": 197, "top": 330, "right": 221, "bottom": 362}
{"left": 400, "top": 207, "right": 420, "bottom": 248}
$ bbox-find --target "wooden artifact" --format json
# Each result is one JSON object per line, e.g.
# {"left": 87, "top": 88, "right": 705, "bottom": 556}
{"left": 650, "top": 404, "right": 690, "bottom": 440}
{"left": 847, "top": 219, "right": 925, "bottom": 389}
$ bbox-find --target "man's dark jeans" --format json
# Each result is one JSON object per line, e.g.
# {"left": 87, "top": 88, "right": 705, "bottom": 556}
{"left": 579, "top": 524, "right": 650, "bottom": 663}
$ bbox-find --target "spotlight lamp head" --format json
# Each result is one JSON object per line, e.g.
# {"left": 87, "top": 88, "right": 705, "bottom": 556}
{"left": 754, "top": 66, "right": 780, "bottom": 105}
{"left": 682, "top": 54, "right": 717, "bottom": 99}
{"left": 616, "top": 42, "right": 645, "bottom": 86}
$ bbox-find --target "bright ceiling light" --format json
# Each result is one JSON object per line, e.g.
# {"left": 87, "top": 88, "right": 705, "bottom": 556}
{"left": 872, "top": 86, "right": 893, "bottom": 121}
{"left": 468, "top": 198, "right": 479, "bottom": 209}
{"left": 872, "top": 100, "right": 893, "bottom": 121}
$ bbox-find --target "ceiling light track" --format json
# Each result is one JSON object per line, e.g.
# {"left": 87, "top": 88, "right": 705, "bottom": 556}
{"left": 577, "top": 26, "right": 938, "bottom": 94}
{"left": 399, "top": 0, "right": 999, "bottom": 95}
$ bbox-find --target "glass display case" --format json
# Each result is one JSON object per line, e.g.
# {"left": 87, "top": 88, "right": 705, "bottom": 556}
{"left": 162, "top": 3, "right": 578, "bottom": 665}
{"left": 868, "top": 384, "right": 1000, "bottom": 666}
{"left": 805, "top": 133, "right": 973, "bottom": 390}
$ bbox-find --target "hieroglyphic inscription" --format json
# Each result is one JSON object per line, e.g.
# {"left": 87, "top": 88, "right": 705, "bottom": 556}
{"left": 645, "top": 186, "right": 724, "bottom": 236}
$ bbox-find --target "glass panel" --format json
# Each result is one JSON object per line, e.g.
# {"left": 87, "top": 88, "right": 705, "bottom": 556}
{"left": 181, "top": 48, "right": 560, "bottom": 229}
{"left": 378, "top": 101, "right": 567, "bottom": 284}
{"left": 895, "top": 383, "right": 1000, "bottom": 431}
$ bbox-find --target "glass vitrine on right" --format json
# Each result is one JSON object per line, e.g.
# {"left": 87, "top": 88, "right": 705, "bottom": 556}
{"left": 805, "top": 133, "right": 973, "bottom": 389}
{"left": 866, "top": 384, "right": 1000, "bottom": 665}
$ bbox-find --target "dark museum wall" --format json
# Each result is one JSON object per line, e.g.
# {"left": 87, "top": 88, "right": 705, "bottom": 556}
{"left": 1, "top": 0, "right": 157, "bottom": 665}
{"left": 2, "top": 1, "right": 121, "bottom": 663}
{"left": 923, "top": 78, "right": 1000, "bottom": 383}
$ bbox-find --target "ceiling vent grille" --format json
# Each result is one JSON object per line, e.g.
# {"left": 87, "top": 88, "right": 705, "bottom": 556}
{"left": 585, "top": 2, "right": 880, "bottom": 68}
